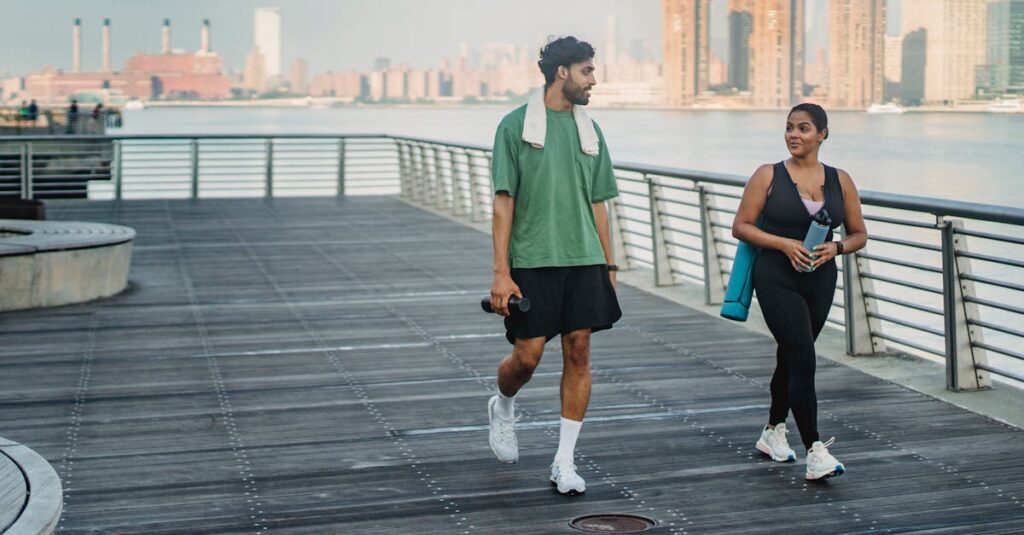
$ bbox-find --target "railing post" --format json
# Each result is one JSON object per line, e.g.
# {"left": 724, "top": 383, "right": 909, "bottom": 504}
{"left": 940, "top": 218, "right": 991, "bottom": 391}
{"left": 264, "top": 138, "right": 274, "bottom": 198}
{"left": 433, "top": 146, "right": 450, "bottom": 212}
{"left": 19, "top": 142, "right": 28, "bottom": 200}
{"left": 336, "top": 138, "right": 346, "bottom": 197}
{"left": 482, "top": 154, "right": 493, "bottom": 221}
{"left": 467, "top": 152, "right": 483, "bottom": 222}
{"left": 697, "top": 184, "right": 725, "bottom": 304}
{"left": 23, "top": 143, "right": 33, "bottom": 200}
{"left": 448, "top": 148, "right": 467, "bottom": 217}
{"left": 842, "top": 250, "right": 885, "bottom": 355}
{"left": 189, "top": 139, "right": 199, "bottom": 199}
{"left": 647, "top": 175, "right": 673, "bottom": 286}
{"left": 114, "top": 139, "right": 123, "bottom": 201}
{"left": 408, "top": 143, "right": 423, "bottom": 202}
{"left": 397, "top": 141, "right": 411, "bottom": 199}
{"left": 607, "top": 197, "right": 630, "bottom": 271}
{"left": 420, "top": 145, "right": 435, "bottom": 207}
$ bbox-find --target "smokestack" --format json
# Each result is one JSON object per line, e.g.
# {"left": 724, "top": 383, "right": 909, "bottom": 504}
{"left": 162, "top": 18, "right": 171, "bottom": 54}
{"left": 102, "top": 19, "right": 111, "bottom": 72}
{"left": 200, "top": 19, "right": 210, "bottom": 53}
{"left": 72, "top": 18, "right": 82, "bottom": 72}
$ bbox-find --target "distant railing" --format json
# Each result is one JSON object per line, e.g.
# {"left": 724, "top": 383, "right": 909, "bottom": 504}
{"left": 1, "top": 133, "right": 1022, "bottom": 393}
{"left": 0, "top": 108, "right": 121, "bottom": 136}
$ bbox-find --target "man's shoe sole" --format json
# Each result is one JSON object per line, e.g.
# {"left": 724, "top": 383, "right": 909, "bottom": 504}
{"left": 550, "top": 479, "right": 585, "bottom": 496}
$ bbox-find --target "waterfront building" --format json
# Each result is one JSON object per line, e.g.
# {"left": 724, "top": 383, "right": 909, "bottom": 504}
{"left": 902, "top": 0, "right": 986, "bottom": 104}
{"left": 727, "top": 0, "right": 754, "bottom": 91}
{"left": 253, "top": 8, "right": 283, "bottom": 80}
{"left": 662, "top": 0, "right": 712, "bottom": 106}
{"left": 976, "top": 0, "right": 1024, "bottom": 96}
{"left": 243, "top": 47, "right": 266, "bottom": 93}
{"left": 828, "top": 0, "right": 885, "bottom": 108}
{"left": 748, "top": 0, "right": 804, "bottom": 108}
{"left": 290, "top": 58, "right": 308, "bottom": 95}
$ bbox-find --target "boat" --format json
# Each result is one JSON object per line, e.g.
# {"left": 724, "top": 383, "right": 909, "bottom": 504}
{"left": 866, "top": 103, "right": 904, "bottom": 114}
{"left": 987, "top": 98, "right": 1022, "bottom": 114}
{"left": 123, "top": 100, "right": 146, "bottom": 111}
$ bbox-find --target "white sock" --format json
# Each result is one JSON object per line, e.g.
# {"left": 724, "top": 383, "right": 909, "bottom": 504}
{"left": 496, "top": 391, "right": 515, "bottom": 418}
{"left": 554, "top": 417, "right": 583, "bottom": 462}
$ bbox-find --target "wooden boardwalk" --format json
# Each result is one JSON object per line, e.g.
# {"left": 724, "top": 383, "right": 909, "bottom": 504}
{"left": 1, "top": 196, "right": 1023, "bottom": 534}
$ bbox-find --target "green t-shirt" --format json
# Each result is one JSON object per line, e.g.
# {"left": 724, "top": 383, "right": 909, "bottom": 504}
{"left": 491, "top": 104, "right": 619, "bottom": 268}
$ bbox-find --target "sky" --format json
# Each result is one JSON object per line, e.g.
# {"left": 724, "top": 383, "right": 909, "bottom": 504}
{"left": 0, "top": 0, "right": 901, "bottom": 76}
{"left": 0, "top": 0, "right": 658, "bottom": 75}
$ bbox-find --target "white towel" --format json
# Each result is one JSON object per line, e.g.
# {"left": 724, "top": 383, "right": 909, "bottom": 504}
{"left": 522, "top": 89, "right": 600, "bottom": 156}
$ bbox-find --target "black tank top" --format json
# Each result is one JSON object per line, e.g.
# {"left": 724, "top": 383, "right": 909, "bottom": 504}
{"left": 761, "top": 161, "right": 845, "bottom": 242}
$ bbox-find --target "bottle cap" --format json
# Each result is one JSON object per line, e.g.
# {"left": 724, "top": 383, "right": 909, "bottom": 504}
{"left": 813, "top": 208, "right": 832, "bottom": 226}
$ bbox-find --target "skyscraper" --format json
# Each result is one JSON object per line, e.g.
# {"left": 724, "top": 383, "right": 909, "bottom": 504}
{"left": 290, "top": 58, "right": 308, "bottom": 95}
{"left": 661, "top": 0, "right": 711, "bottom": 107}
{"left": 828, "top": 0, "right": 885, "bottom": 108}
{"left": 244, "top": 47, "right": 266, "bottom": 92}
{"left": 976, "top": 0, "right": 1024, "bottom": 96}
{"left": 749, "top": 0, "right": 804, "bottom": 108}
{"left": 727, "top": 0, "right": 754, "bottom": 91}
{"left": 254, "top": 7, "right": 283, "bottom": 79}
{"left": 605, "top": 15, "right": 620, "bottom": 65}
{"left": 901, "top": 0, "right": 986, "bottom": 104}
{"left": 901, "top": 28, "right": 927, "bottom": 104}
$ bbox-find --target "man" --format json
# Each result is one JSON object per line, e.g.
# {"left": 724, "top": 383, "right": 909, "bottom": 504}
{"left": 486, "top": 36, "right": 621, "bottom": 496}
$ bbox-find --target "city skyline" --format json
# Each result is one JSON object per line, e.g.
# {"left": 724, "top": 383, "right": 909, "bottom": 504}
{"left": 0, "top": 0, "right": 909, "bottom": 77}
{"left": 0, "top": 0, "right": 660, "bottom": 76}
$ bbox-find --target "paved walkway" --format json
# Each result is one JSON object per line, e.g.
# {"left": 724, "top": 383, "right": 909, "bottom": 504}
{"left": 0, "top": 197, "right": 1022, "bottom": 534}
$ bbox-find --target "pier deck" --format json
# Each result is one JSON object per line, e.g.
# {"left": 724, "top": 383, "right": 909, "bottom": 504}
{"left": 1, "top": 196, "right": 1022, "bottom": 534}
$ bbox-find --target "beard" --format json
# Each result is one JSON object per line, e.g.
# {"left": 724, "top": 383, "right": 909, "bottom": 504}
{"left": 562, "top": 77, "right": 590, "bottom": 106}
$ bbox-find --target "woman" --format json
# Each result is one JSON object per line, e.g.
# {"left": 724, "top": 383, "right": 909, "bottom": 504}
{"left": 731, "top": 103, "right": 868, "bottom": 481}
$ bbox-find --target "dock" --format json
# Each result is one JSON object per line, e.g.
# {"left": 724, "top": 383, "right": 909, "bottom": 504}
{"left": 1, "top": 196, "right": 1022, "bottom": 534}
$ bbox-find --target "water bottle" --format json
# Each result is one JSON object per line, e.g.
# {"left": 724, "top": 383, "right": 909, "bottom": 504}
{"left": 479, "top": 295, "right": 528, "bottom": 311}
{"left": 800, "top": 208, "right": 832, "bottom": 272}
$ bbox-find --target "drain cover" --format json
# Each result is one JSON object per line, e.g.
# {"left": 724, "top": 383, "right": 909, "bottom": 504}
{"left": 569, "top": 514, "right": 657, "bottom": 533}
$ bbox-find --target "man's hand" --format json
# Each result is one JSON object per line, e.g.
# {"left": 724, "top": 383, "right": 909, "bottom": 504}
{"left": 490, "top": 272, "right": 523, "bottom": 317}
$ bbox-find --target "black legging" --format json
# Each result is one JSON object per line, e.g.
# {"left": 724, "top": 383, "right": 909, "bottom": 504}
{"left": 754, "top": 250, "right": 837, "bottom": 450}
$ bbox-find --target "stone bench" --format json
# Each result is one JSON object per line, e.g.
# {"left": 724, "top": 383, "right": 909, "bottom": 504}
{"left": 0, "top": 436, "right": 61, "bottom": 534}
{"left": 0, "top": 220, "right": 134, "bottom": 311}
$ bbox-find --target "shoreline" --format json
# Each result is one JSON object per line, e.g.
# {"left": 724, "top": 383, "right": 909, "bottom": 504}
{"left": 137, "top": 100, "right": 1023, "bottom": 114}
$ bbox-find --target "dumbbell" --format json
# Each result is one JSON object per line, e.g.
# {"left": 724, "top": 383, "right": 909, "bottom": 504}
{"left": 481, "top": 295, "right": 531, "bottom": 314}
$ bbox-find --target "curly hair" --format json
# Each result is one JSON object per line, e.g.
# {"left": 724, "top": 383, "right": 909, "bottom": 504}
{"left": 538, "top": 36, "right": 595, "bottom": 87}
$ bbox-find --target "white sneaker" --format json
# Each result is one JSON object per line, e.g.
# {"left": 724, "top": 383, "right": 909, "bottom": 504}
{"left": 806, "top": 438, "right": 845, "bottom": 480}
{"left": 755, "top": 423, "right": 797, "bottom": 463}
{"left": 487, "top": 395, "right": 518, "bottom": 463}
{"left": 550, "top": 458, "right": 586, "bottom": 495}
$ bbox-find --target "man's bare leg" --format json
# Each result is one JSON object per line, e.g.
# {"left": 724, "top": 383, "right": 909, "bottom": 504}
{"left": 497, "top": 336, "right": 546, "bottom": 398}
{"left": 559, "top": 329, "right": 592, "bottom": 421}
{"left": 550, "top": 328, "right": 591, "bottom": 494}
{"left": 488, "top": 336, "right": 545, "bottom": 464}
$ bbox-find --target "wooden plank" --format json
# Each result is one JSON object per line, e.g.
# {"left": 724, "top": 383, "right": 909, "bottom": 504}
{"left": 0, "top": 196, "right": 1021, "bottom": 534}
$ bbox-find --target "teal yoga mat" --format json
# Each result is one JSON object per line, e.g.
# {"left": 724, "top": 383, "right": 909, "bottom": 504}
{"left": 720, "top": 238, "right": 759, "bottom": 322}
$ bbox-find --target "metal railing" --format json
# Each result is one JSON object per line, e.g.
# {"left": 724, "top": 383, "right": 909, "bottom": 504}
{"left": 0, "top": 134, "right": 400, "bottom": 200}
{"left": 391, "top": 135, "right": 1024, "bottom": 392}
{"left": 1, "top": 133, "right": 1022, "bottom": 392}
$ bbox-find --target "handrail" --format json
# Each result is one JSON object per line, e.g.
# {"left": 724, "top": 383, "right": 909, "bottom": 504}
{"left": 2, "top": 132, "right": 1021, "bottom": 393}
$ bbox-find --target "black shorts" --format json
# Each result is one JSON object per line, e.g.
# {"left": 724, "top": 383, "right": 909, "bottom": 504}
{"left": 504, "top": 264, "right": 622, "bottom": 345}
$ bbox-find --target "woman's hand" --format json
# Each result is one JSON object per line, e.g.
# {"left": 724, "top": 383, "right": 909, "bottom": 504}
{"left": 810, "top": 241, "right": 839, "bottom": 269}
{"left": 779, "top": 239, "right": 813, "bottom": 271}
